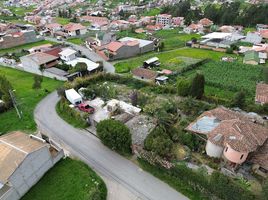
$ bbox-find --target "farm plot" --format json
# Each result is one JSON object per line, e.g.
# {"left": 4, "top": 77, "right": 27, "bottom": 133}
{"left": 115, "top": 48, "right": 228, "bottom": 73}
{"left": 184, "top": 61, "right": 263, "bottom": 99}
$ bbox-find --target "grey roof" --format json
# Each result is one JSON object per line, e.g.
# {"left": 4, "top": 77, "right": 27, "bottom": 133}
{"left": 190, "top": 116, "right": 220, "bottom": 134}
{"left": 119, "top": 37, "right": 153, "bottom": 48}
{"left": 45, "top": 67, "right": 69, "bottom": 76}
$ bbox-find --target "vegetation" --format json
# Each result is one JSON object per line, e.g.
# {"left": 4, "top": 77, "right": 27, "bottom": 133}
{"left": 162, "top": 0, "right": 268, "bottom": 26}
{"left": 139, "top": 159, "right": 256, "bottom": 200}
{"left": 0, "top": 74, "right": 13, "bottom": 112}
{"left": 190, "top": 73, "right": 205, "bottom": 99}
{"left": 32, "top": 75, "right": 43, "bottom": 90}
{"left": 55, "top": 17, "right": 71, "bottom": 25}
{"left": 184, "top": 61, "right": 263, "bottom": 101}
{"left": 22, "top": 158, "right": 107, "bottom": 200}
{"left": 0, "top": 40, "right": 56, "bottom": 55}
{"left": 0, "top": 67, "right": 62, "bottom": 134}
{"left": 115, "top": 48, "right": 227, "bottom": 73}
{"left": 56, "top": 99, "right": 88, "bottom": 129}
{"left": 67, "top": 38, "right": 84, "bottom": 45}
{"left": 96, "top": 119, "right": 132, "bottom": 155}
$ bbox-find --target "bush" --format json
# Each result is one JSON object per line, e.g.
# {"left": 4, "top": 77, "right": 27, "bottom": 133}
{"left": 190, "top": 73, "right": 205, "bottom": 99}
{"left": 176, "top": 78, "right": 191, "bottom": 96}
{"left": 96, "top": 119, "right": 132, "bottom": 154}
{"left": 144, "top": 127, "right": 174, "bottom": 158}
{"left": 0, "top": 74, "right": 13, "bottom": 110}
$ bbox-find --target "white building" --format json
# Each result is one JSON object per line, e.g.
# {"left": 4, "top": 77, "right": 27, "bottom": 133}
{"left": 156, "top": 14, "right": 172, "bottom": 26}
{"left": 65, "top": 88, "right": 83, "bottom": 105}
{"left": 59, "top": 48, "right": 77, "bottom": 62}
{"left": 66, "top": 57, "right": 99, "bottom": 72}
{"left": 0, "top": 131, "right": 64, "bottom": 200}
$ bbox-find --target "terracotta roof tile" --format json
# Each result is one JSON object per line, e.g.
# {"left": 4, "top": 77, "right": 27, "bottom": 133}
{"left": 255, "top": 83, "right": 268, "bottom": 104}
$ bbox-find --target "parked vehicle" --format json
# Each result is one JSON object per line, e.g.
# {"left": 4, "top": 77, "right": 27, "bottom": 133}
{"left": 78, "top": 103, "right": 95, "bottom": 114}
{"left": 65, "top": 89, "right": 82, "bottom": 105}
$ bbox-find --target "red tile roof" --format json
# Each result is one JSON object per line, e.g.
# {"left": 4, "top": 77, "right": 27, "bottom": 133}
{"left": 255, "top": 83, "right": 268, "bottom": 104}
{"left": 64, "top": 23, "right": 86, "bottom": 32}
{"left": 107, "top": 41, "right": 123, "bottom": 52}
{"left": 132, "top": 68, "right": 158, "bottom": 80}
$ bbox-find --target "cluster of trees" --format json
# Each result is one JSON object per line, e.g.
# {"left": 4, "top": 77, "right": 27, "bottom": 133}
{"left": 176, "top": 73, "right": 205, "bottom": 100}
{"left": 96, "top": 119, "right": 132, "bottom": 154}
{"left": 58, "top": 8, "right": 72, "bottom": 18}
{"left": 162, "top": 0, "right": 268, "bottom": 27}
{"left": 0, "top": 75, "right": 13, "bottom": 113}
{"left": 32, "top": 75, "right": 43, "bottom": 90}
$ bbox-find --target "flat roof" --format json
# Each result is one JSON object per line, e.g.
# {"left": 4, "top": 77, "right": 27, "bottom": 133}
{"left": 59, "top": 48, "right": 77, "bottom": 57}
{"left": 65, "top": 88, "right": 82, "bottom": 100}
{"left": 66, "top": 57, "right": 99, "bottom": 71}
{"left": 144, "top": 57, "right": 159, "bottom": 64}
{"left": 119, "top": 37, "right": 153, "bottom": 48}
{"left": 201, "top": 32, "right": 232, "bottom": 39}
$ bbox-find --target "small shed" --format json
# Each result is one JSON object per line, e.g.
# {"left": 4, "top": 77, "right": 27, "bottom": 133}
{"left": 65, "top": 88, "right": 82, "bottom": 105}
{"left": 243, "top": 51, "right": 260, "bottom": 65}
{"left": 156, "top": 76, "right": 169, "bottom": 85}
{"left": 143, "top": 57, "right": 161, "bottom": 68}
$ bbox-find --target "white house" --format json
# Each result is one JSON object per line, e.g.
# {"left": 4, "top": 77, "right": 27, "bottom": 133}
{"left": 59, "top": 48, "right": 77, "bottom": 62}
{"left": 66, "top": 57, "right": 100, "bottom": 72}
{"left": 0, "top": 131, "right": 64, "bottom": 200}
{"left": 65, "top": 88, "right": 83, "bottom": 105}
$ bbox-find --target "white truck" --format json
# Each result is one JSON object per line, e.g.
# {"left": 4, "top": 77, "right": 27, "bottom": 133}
{"left": 65, "top": 88, "right": 82, "bottom": 105}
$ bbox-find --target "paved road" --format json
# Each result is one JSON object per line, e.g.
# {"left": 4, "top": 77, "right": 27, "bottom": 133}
{"left": 45, "top": 37, "right": 115, "bottom": 73}
{"left": 34, "top": 91, "right": 188, "bottom": 200}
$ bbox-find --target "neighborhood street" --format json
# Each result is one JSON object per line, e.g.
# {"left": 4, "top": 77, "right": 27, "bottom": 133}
{"left": 34, "top": 91, "right": 188, "bottom": 200}
{"left": 45, "top": 37, "right": 115, "bottom": 73}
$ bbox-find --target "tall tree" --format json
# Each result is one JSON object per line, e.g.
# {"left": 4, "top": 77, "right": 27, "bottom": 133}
{"left": 190, "top": 73, "right": 205, "bottom": 99}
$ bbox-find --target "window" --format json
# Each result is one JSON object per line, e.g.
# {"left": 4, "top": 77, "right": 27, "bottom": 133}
{"left": 225, "top": 147, "right": 228, "bottom": 152}
{"left": 240, "top": 154, "right": 244, "bottom": 160}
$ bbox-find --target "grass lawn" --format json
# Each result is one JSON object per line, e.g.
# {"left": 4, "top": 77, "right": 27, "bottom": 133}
{"left": 55, "top": 17, "right": 71, "bottom": 25}
{"left": 8, "top": 5, "right": 35, "bottom": 16}
{"left": 22, "top": 158, "right": 107, "bottom": 200}
{"left": 116, "top": 30, "right": 147, "bottom": 39}
{"left": 115, "top": 48, "right": 230, "bottom": 73}
{"left": 0, "top": 67, "right": 62, "bottom": 135}
{"left": 0, "top": 40, "right": 56, "bottom": 55}
{"left": 67, "top": 38, "right": 84, "bottom": 45}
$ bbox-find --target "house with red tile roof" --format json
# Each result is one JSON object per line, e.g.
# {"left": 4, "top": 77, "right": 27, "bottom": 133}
{"left": 80, "top": 16, "right": 109, "bottom": 30}
{"left": 255, "top": 83, "right": 268, "bottom": 105}
{"left": 186, "top": 107, "right": 268, "bottom": 170}
{"left": 45, "top": 23, "right": 62, "bottom": 35}
{"left": 132, "top": 68, "right": 158, "bottom": 82}
{"left": 63, "top": 23, "right": 87, "bottom": 37}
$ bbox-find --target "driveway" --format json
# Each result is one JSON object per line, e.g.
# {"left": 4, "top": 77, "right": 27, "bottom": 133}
{"left": 45, "top": 37, "right": 115, "bottom": 73}
{"left": 34, "top": 91, "right": 188, "bottom": 200}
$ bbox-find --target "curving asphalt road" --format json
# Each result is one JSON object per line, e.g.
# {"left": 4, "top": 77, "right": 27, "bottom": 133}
{"left": 34, "top": 91, "right": 188, "bottom": 200}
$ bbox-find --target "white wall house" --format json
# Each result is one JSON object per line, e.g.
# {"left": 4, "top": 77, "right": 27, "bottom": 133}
{"left": 0, "top": 131, "right": 64, "bottom": 200}
{"left": 59, "top": 48, "right": 77, "bottom": 62}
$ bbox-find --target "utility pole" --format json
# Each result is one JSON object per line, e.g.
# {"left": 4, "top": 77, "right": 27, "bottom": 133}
{"left": 9, "top": 89, "right": 22, "bottom": 119}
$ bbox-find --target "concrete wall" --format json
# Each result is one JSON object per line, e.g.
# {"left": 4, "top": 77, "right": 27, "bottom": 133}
{"left": 8, "top": 148, "right": 53, "bottom": 199}
{"left": 111, "top": 44, "right": 139, "bottom": 60}
{"left": 223, "top": 144, "right": 248, "bottom": 164}
{"left": 205, "top": 140, "right": 223, "bottom": 158}
{"left": 140, "top": 43, "right": 154, "bottom": 54}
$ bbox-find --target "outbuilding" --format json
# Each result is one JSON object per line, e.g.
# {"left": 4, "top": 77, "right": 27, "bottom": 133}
{"left": 65, "top": 88, "right": 83, "bottom": 105}
{"left": 143, "top": 57, "right": 161, "bottom": 68}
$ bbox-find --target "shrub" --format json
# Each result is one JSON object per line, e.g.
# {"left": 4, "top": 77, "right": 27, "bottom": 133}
{"left": 190, "top": 73, "right": 205, "bottom": 99}
{"left": 0, "top": 74, "right": 13, "bottom": 110}
{"left": 176, "top": 78, "right": 191, "bottom": 96}
{"left": 96, "top": 119, "right": 132, "bottom": 154}
{"left": 231, "top": 90, "right": 246, "bottom": 109}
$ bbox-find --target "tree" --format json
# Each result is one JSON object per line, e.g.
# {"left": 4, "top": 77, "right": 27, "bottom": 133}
{"left": 96, "top": 119, "right": 132, "bottom": 154}
{"left": 190, "top": 73, "right": 205, "bottom": 99}
{"left": 262, "top": 180, "right": 268, "bottom": 200}
{"left": 69, "top": 62, "right": 88, "bottom": 74}
{"left": 232, "top": 90, "right": 246, "bottom": 108}
{"left": 0, "top": 75, "right": 13, "bottom": 109}
{"left": 144, "top": 127, "right": 173, "bottom": 158}
{"left": 32, "top": 75, "right": 43, "bottom": 90}
{"left": 129, "top": 90, "right": 138, "bottom": 106}
{"left": 176, "top": 78, "right": 191, "bottom": 96}
{"left": 263, "top": 67, "right": 268, "bottom": 84}
{"left": 158, "top": 41, "right": 165, "bottom": 52}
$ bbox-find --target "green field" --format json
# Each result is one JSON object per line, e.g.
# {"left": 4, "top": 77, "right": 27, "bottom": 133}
{"left": 0, "top": 67, "right": 62, "bottom": 134}
{"left": 67, "top": 38, "right": 84, "bottom": 45}
{"left": 0, "top": 40, "right": 56, "bottom": 55}
{"left": 22, "top": 158, "right": 107, "bottom": 200}
{"left": 142, "top": 8, "right": 161, "bottom": 16}
{"left": 115, "top": 48, "right": 231, "bottom": 73}
{"left": 8, "top": 5, "right": 35, "bottom": 16}
{"left": 55, "top": 17, "right": 71, "bottom": 25}
{"left": 184, "top": 61, "right": 264, "bottom": 100}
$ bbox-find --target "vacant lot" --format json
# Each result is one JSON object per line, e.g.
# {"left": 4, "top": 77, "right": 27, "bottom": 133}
{"left": 55, "top": 17, "right": 71, "bottom": 25}
{"left": 22, "top": 158, "right": 107, "bottom": 200}
{"left": 115, "top": 48, "right": 230, "bottom": 73}
{"left": 67, "top": 38, "right": 84, "bottom": 45}
{"left": 0, "top": 67, "right": 62, "bottom": 134}
{"left": 0, "top": 40, "right": 56, "bottom": 55}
